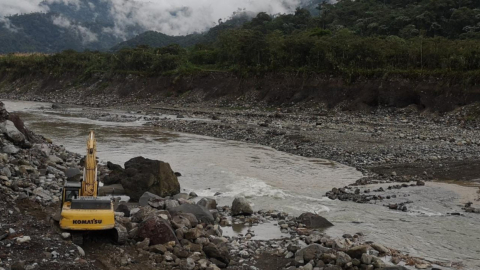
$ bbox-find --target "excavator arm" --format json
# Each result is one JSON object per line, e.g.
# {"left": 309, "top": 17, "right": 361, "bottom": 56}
{"left": 82, "top": 130, "right": 98, "bottom": 197}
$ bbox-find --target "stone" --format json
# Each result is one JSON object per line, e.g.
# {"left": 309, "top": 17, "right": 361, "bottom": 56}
{"left": 297, "top": 212, "right": 333, "bottom": 229}
{"left": 175, "top": 213, "right": 198, "bottom": 228}
{"left": 372, "top": 256, "right": 386, "bottom": 268}
{"left": 185, "top": 227, "right": 203, "bottom": 240}
{"left": 371, "top": 243, "right": 389, "bottom": 254}
{"left": 1, "top": 120, "right": 25, "bottom": 145}
{"left": 203, "top": 242, "right": 230, "bottom": 266}
{"left": 65, "top": 167, "right": 82, "bottom": 181}
{"left": 98, "top": 184, "right": 125, "bottom": 196}
{"left": 361, "top": 253, "right": 372, "bottom": 264}
{"left": 336, "top": 251, "right": 351, "bottom": 266}
{"left": 120, "top": 157, "right": 180, "bottom": 201}
{"left": 77, "top": 245, "right": 85, "bottom": 256}
{"left": 16, "top": 236, "right": 31, "bottom": 243}
{"left": 149, "top": 244, "right": 167, "bottom": 254}
{"left": 139, "top": 191, "right": 163, "bottom": 206}
{"left": 11, "top": 261, "right": 25, "bottom": 270}
{"left": 346, "top": 245, "right": 370, "bottom": 259}
{"left": 138, "top": 216, "right": 179, "bottom": 245}
{"left": 48, "top": 155, "right": 63, "bottom": 164}
{"left": 115, "top": 203, "right": 131, "bottom": 217}
{"left": 61, "top": 232, "right": 71, "bottom": 239}
{"left": 416, "top": 180, "right": 425, "bottom": 186}
{"left": 197, "top": 198, "right": 217, "bottom": 210}
{"left": 165, "top": 199, "right": 180, "bottom": 210}
{"left": 170, "top": 204, "right": 214, "bottom": 224}
{"left": 295, "top": 244, "right": 331, "bottom": 265}
{"left": 2, "top": 145, "right": 19, "bottom": 154}
{"left": 173, "top": 193, "right": 189, "bottom": 200}
{"left": 231, "top": 197, "right": 253, "bottom": 216}
{"left": 136, "top": 238, "right": 150, "bottom": 250}
{"left": 171, "top": 215, "right": 192, "bottom": 229}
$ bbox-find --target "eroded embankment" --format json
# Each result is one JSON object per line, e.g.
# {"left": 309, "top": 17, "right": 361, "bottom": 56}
{"left": 1, "top": 72, "right": 480, "bottom": 112}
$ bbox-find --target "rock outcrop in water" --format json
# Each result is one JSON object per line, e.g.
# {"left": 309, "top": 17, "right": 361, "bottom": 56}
{"left": 112, "top": 156, "right": 181, "bottom": 201}
{"left": 297, "top": 212, "right": 334, "bottom": 229}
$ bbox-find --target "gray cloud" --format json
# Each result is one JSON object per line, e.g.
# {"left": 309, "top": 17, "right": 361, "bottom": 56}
{"left": 0, "top": 0, "right": 46, "bottom": 17}
{"left": 106, "top": 0, "right": 302, "bottom": 36}
{"left": 52, "top": 15, "right": 98, "bottom": 43}
{"left": 1, "top": 0, "right": 306, "bottom": 38}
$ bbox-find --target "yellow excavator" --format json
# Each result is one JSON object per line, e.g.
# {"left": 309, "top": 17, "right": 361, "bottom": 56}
{"left": 59, "top": 131, "right": 126, "bottom": 245}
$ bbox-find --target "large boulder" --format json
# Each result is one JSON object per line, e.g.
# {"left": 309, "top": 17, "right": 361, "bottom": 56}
{"left": 231, "top": 197, "right": 253, "bottom": 216}
{"left": 120, "top": 157, "right": 180, "bottom": 201}
{"left": 297, "top": 212, "right": 333, "bottom": 229}
{"left": 137, "top": 216, "right": 179, "bottom": 245}
{"left": 0, "top": 120, "right": 25, "bottom": 145}
{"left": 170, "top": 204, "right": 214, "bottom": 225}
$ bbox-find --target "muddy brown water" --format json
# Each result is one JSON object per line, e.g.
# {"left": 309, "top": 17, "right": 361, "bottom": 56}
{"left": 4, "top": 100, "right": 480, "bottom": 269}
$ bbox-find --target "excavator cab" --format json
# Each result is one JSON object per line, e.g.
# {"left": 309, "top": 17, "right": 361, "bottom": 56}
{"left": 63, "top": 182, "right": 81, "bottom": 202}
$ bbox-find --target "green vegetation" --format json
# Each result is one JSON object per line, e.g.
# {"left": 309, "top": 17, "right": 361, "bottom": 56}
{"left": 1, "top": 0, "right": 480, "bottom": 81}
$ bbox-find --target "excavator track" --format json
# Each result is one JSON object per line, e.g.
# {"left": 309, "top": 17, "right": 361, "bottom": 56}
{"left": 113, "top": 224, "right": 127, "bottom": 244}
{"left": 72, "top": 232, "right": 84, "bottom": 246}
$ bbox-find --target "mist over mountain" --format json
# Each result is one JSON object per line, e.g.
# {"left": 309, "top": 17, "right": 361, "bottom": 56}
{"left": 0, "top": 0, "right": 320, "bottom": 53}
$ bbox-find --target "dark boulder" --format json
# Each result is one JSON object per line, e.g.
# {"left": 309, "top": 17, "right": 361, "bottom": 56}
{"left": 107, "top": 161, "right": 123, "bottom": 172}
{"left": 170, "top": 204, "right": 214, "bottom": 225}
{"left": 115, "top": 203, "right": 130, "bottom": 217}
{"left": 120, "top": 157, "right": 180, "bottom": 201}
{"left": 65, "top": 167, "right": 82, "bottom": 182}
{"left": 203, "top": 242, "right": 230, "bottom": 266}
{"left": 231, "top": 197, "right": 253, "bottom": 216}
{"left": 138, "top": 216, "right": 179, "bottom": 245}
{"left": 102, "top": 163, "right": 124, "bottom": 186}
{"left": 297, "top": 212, "right": 333, "bottom": 229}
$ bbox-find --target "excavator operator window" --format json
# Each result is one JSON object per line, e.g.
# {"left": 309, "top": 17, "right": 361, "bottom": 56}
{"left": 65, "top": 190, "right": 78, "bottom": 202}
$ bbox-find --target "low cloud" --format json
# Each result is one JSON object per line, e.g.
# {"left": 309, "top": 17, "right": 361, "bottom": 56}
{"left": 107, "top": 0, "right": 302, "bottom": 36}
{"left": 52, "top": 15, "right": 98, "bottom": 43}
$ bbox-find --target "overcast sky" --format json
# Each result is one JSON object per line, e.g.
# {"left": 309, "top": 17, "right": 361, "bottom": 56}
{"left": 0, "top": 0, "right": 303, "bottom": 36}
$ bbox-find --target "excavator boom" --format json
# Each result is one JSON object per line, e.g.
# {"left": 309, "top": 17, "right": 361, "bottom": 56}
{"left": 82, "top": 130, "right": 98, "bottom": 197}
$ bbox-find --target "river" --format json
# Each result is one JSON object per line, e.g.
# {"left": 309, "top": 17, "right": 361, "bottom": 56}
{"left": 4, "top": 100, "right": 480, "bottom": 269}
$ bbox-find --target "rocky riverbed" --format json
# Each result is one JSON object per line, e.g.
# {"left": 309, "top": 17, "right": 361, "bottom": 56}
{"left": 0, "top": 100, "right": 468, "bottom": 270}
{"left": 0, "top": 100, "right": 432, "bottom": 270}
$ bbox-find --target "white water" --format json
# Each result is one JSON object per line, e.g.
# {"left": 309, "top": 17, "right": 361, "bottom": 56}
{"left": 4, "top": 100, "right": 480, "bottom": 269}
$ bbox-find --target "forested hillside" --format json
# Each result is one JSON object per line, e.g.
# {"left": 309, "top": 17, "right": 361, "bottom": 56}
{"left": 111, "top": 12, "right": 253, "bottom": 51}
{"left": 319, "top": 0, "right": 480, "bottom": 39}
{"left": 2, "top": 0, "right": 480, "bottom": 82}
